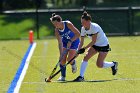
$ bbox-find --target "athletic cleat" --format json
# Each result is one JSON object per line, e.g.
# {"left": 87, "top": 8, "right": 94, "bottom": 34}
{"left": 73, "top": 76, "right": 84, "bottom": 82}
{"left": 57, "top": 76, "right": 65, "bottom": 81}
{"left": 71, "top": 62, "right": 77, "bottom": 73}
{"left": 111, "top": 61, "right": 118, "bottom": 75}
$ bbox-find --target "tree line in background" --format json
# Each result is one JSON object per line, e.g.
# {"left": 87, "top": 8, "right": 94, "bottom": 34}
{"left": 0, "top": 0, "right": 140, "bottom": 10}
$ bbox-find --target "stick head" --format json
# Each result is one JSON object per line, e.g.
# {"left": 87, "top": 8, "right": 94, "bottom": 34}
{"left": 45, "top": 77, "right": 51, "bottom": 82}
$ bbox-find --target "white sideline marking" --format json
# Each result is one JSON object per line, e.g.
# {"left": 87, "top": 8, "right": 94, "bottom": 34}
{"left": 7, "top": 42, "right": 37, "bottom": 93}
{"left": 14, "top": 42, "right": 36, "bottom": 93}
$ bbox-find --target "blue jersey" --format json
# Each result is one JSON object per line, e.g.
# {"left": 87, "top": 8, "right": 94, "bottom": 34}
{"left": 58, "top": 21, "right": 80, "bottom": 49}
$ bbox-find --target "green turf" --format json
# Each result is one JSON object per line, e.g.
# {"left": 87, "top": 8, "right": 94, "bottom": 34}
{"left": 0, "top": 36, "right": 140, "bottom": 93}
{"left": 0, "top": 40, "right": 29, "bottom": 92}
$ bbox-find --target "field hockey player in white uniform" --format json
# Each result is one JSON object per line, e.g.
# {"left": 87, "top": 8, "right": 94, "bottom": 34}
{"left": 73, "top": 11, "right": 118, "bottom": 82}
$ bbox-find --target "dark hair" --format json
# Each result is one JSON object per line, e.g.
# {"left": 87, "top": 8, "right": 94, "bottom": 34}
{"left": 50, "top": 13, "right": 62, "bottom": 22}
{"left": 81, "top": 11, "right": 92, "bottom": 21}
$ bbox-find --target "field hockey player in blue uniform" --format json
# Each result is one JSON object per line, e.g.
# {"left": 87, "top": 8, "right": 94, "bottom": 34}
{"left": 50, "top": 13, "right": 80, "bottom": 81}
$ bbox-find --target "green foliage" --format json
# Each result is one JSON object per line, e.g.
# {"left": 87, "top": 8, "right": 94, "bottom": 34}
{"left": 3, "top": 0, "right": 35, "bottom": 9}
{"left": 2, "top": 0, "right": 47, "bottom": 10}
{"left": 1, "top": 0, "right": 140, "bottom": 10}
{"left": 134, "top": 11, "right": 140, "bottom": 33}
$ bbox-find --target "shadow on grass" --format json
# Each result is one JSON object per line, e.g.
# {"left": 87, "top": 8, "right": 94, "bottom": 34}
{"left": 53, "top": 79, "right": 116, "bottom": 83}
{"left": 0, "top": 13, "right": 54, "bottom": 39}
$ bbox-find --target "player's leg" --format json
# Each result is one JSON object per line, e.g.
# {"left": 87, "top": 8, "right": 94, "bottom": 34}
{"left": 67, "top": 49, "right": 77, "bottom": 73}
{"left": 80, "top": 47, "right": 97, "bottom": 78}
{"left": 97, "top": 52, "right": 118, "bottom": 75}
{"left": 96, "top": 52, "right": 108, "bottom": 68}
{"left": 74, "top": 47, "right": 97, "bottom": 81}
{"left": 58, "top": 47, "right": 68, "bottom": 81}
{"left": 67, "top": 39, "right": 80, "bottom": 73}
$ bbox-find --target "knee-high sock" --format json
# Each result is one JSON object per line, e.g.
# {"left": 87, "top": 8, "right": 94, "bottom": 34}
{"left": 80, "top": 61, "right": 88, "bottom": 77}
{"left": 71, "top": 60, "right": 76, "bottom": 65}
{"left": 103, "top": 61, "right": 114, "bottom": 68}
{"left": 60, "top": 64, "right": 66, "bottom": 77}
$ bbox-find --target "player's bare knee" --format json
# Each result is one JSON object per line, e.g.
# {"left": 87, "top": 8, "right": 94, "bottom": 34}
{"left": 60, "top": 60, "right": 66, "bottom": 65}
{"left": 83, "top": 56, "right": 89, "bottom": 62}
{"left": 67, "top": 59, "right": 74, "bottom": 65}
{"left": 96, "top": 62, "right": 103, "bottom": 68}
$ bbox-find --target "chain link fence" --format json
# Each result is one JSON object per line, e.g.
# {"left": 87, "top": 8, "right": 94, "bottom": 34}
{"left": 0, "top": 6, "right": 140, "bottom": 39}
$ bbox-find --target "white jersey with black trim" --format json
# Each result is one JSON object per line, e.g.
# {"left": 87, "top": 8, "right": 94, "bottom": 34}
{"left": 81, "top": 22, "right": 109, "bottom": 46}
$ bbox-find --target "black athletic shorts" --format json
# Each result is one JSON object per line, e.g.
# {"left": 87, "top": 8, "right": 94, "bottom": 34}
{"left": 92, "top": 44, "right": 111, "bottom": 52}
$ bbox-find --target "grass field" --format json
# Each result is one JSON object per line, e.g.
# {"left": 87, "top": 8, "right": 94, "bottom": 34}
{"left": 0, "top": 36, "right": 140, "bottom": 93}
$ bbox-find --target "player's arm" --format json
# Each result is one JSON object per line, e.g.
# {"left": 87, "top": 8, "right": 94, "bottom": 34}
{"left": 84, "top": 33, "right": 98, "bottom": 49}
{"left": 67, "top": 22, "right": 80, "bottom": 42}
{"left": 78, "top": 36, "right": 84, "bottom": 50}
{"left": 54, "top": 28, "right": 63, "bottom": 55}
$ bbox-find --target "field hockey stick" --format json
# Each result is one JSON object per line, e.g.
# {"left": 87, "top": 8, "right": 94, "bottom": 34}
{"left": 45, "top": 52, "right": 78, "bottom": 82}
{"left": 46, "top": 49, "right": 69, "bottom": 80}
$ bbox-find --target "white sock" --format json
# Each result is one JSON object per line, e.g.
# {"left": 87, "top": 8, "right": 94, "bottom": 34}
{"left": 80, "top": 61, "right": 88, "bottom": 77}
{"left": 103, "top": 61, "right": 114, "bottom": 68}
